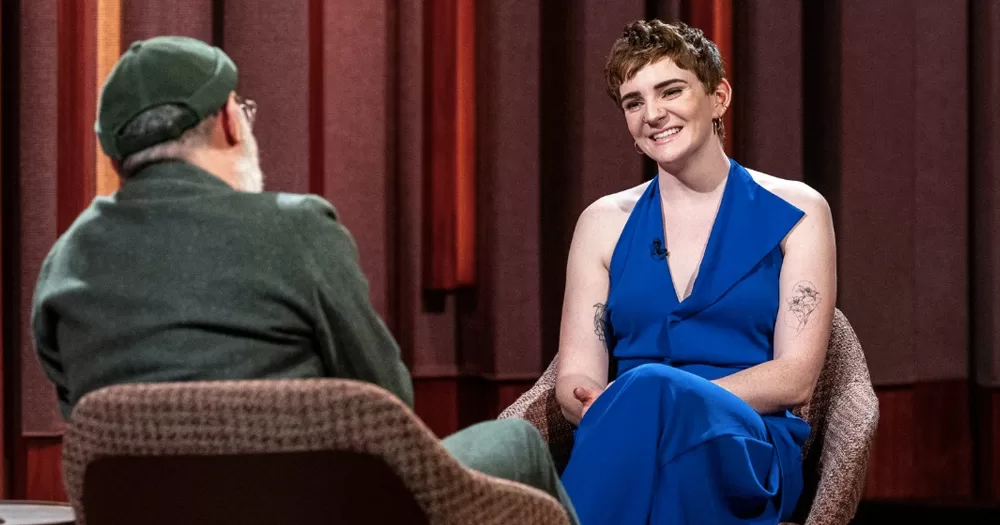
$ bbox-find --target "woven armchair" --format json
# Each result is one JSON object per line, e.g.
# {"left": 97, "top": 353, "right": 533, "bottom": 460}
{"left": 64, "top": 378, "right": 571, "bottom": 525}
{"left": 498, "top": 308, "right": 879, "bottom": 525}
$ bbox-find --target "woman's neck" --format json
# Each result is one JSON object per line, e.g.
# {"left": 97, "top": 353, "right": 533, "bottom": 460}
{"left": 656, "top": 140, "right": 730, "bottom": 198}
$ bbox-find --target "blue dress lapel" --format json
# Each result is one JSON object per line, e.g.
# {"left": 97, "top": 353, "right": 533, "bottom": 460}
{"left": 671, "top": 159, "right": 805, "bottom": 320}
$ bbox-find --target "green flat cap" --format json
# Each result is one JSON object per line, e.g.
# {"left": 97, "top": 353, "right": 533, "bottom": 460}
{"left": 95, "top": 35, "right": 238, "bottom": 161}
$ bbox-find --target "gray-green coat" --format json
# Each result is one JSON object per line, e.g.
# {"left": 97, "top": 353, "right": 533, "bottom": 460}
{"left": 32, "top": 161, "right": 412, "bottom": 419}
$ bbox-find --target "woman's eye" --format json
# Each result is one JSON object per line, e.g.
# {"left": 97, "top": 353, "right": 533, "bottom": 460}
{"left": 663, "top": 88, "right": 682, "bottom": 98}
{"left": 624, "top": 101, "right": 641, "bottom": 111}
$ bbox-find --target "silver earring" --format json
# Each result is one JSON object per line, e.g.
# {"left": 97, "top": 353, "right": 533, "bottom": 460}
{"left": 713, "top": 118, "right": 726, "bottom": 140}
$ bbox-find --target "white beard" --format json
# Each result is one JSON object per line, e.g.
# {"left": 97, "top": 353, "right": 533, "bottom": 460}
{"left": 235, "top": 114, "right": 264, "bottom": 193}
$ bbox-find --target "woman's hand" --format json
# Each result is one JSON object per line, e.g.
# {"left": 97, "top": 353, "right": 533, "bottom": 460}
{"left": 574, "top": 386, "right": 602, "bottom": 419}
{"left": 573, "top": 380, "right": 615, "bottom": 420}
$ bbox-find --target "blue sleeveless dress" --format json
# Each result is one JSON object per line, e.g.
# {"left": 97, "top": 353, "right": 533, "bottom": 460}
{"left": 560, "top": 159, "right": 811, "bottom": 524}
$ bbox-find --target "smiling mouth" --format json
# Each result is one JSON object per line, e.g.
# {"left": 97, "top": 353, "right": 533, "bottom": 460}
{"left": 650, "top": 127, "right": 682, "bottom": 142}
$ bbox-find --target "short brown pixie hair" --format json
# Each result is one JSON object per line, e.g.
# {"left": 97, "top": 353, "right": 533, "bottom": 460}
{"left": 605, "top": 20, "right": 726, "bottom": 105}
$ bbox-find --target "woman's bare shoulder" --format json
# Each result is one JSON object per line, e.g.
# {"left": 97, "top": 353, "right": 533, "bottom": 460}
{"left": 746, "top": 168, "right": 829, "bottom": 214}
{"left": 574, "top": 181, "right": 652, "bottom": 267}
{"left": 578, "top": 181, "right": 649, "bottom": 229}
{"left": 586, "top": 180, "right": 650, "bottom": 215}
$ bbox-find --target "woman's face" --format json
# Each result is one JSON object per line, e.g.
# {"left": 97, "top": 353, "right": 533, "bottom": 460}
{"left": 618, "top": 58, "right": 729, "bottom": 168}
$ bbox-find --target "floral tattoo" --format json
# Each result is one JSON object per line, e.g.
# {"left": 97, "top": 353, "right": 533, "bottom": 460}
{"left": 787, "top": 281, "right": 821, "bottom": 333}
{"left": 593, "top": 302, "right": 610, "bottom": 351}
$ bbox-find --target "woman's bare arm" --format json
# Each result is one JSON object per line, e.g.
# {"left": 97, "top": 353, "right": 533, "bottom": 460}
{"left": 555, "top": 199, "right": 625, "bottom": 425}
{"left": 712, "top": 182, "right": 836, "bottom": 413}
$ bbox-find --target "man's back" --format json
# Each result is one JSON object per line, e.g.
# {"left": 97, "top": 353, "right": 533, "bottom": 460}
{"left": 33, "top": 161, "right": 412, "bottom": 419}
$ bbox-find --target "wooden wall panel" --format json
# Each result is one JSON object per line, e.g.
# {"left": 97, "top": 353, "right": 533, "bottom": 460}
{"left": 95, "top": 0, "right": 120, "bottom": 197}
{"left": 978, "top": 389, "right": 1000, "bottom": 499}
{"left": 424, "top": 0, "right": 476, "bottom": 291}
{"left": 453, "top": 1, "right": 475, "bottom": 288}
{"left": 56, "top": 0, "right": 97, "bottom": 232}
{"left": 413, "top": 379, "right": 461, "bottom": 439}
{"left": 494, "top": 383, "right": 534, "bottom": 415}
{"left": 309, "top": 0, "right": 324, "bottom": 198}
{"left": 423, "top": 0, "right": 458, "bottom": 292}
{"left": 864, "top": 383, "right": 972, "bottom": 499}
{"left": 10, "top": 387, "right": 998, "bottom": 502}
{"left": 864, "top": 388, "right": 914, "bottom": 499}
{"left": 23, "top": 439, "right": 65, "bottom": 502}
{"left": 413, "top": 378, "right": 536, "bottom": 439}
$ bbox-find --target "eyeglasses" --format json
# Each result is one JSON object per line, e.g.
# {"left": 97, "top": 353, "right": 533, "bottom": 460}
{"left": 235, "top": 95, "right": 257, "bottom": 129}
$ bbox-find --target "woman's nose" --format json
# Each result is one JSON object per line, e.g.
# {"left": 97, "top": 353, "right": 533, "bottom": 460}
{"left": 643, "top": 102, "right": 666, "bottom": 125}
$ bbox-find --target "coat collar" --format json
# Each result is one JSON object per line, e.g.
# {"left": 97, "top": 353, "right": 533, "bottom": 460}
{"left": 118, "top": 161, "right": 235, "bottom": 200}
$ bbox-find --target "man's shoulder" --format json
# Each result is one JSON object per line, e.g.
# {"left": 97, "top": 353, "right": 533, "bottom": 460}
{"left": 265, "top": 193, "right": 350, "bottom": 246}
{"left": 270, "top": 192, "right": 339, "bottom": 220}
{"left": 261, "top": 192, "right": 358, "bottom": 256}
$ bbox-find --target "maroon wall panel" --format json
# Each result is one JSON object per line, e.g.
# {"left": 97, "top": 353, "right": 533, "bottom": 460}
{"left": 396, "top": 0, "right": 459, "bottom": 377}
{"left": 837, "top": 0, "right": 916, "bottom": 385}
{"left": 912, "top": 1, "right": 968, "bottom": 381}
{"left": 470, "top": 0, "right": 544, "bottom": 378}
{"left": 971, "top": 0, "right": 1000, "bottom": 496}
{"left": 972, "top": 0, "right": 1000, "bottom": 388}
{"left": 320, "top": 2, "right": 393, "bottom": 321}
{"left": 0, "top": 0, "right": 6, "bottom": 499}
{"left": 576, "top": 1, "right": 647, "bottom": 203}
{"left": 733, "top": 0, "right": 803, "bottom": 181}
{"left": 539, "top": 0, "right": 646, "bottom": 363}
{"left": 223, "top": 1, "right": 312, "bottom": 194}
{"left": 832, "top": 1, "right": 968, "bottom": 385}
{"left": 121, "top": 0, "right": 213, "bottom": 48}
{"left": 18, "top": 0, "right": 63, "bottom": 436}
{"left": 652, "top": 0, "right": 684, "bottom": 22}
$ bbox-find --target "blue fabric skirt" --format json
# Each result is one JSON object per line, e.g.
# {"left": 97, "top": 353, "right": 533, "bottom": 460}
{"left": 561, "top": 364, "right": 809, "bottom": 524}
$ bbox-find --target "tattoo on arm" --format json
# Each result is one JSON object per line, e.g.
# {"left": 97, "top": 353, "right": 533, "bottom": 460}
{"left": 786, "top": 281, "right": 821, "bottom": 333}
{"left": 593, "top": 303, "right": 610, "bottom": 351}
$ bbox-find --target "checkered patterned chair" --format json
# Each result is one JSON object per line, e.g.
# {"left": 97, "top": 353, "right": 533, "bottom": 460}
{"left": 498, "top": 308, "right": 879, "bottom": 525}
{"left": 63, "top": 378, "right": 571, "bottom": 525}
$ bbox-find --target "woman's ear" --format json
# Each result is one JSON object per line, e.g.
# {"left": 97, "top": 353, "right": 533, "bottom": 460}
{"left": 714, "top": 79, "right": 733, "bottom": 118}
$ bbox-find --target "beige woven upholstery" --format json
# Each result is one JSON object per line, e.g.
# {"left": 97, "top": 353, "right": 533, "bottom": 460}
{"left": 64, "top": 378, "right": 571, "bottom": 525}
{"left": 498, "top": 308, "right": 879, "bottom": 525}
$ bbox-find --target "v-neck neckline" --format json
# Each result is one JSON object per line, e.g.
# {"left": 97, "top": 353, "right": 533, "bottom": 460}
{"left": 652, "top": 163, "right": 734, "bottom": 305}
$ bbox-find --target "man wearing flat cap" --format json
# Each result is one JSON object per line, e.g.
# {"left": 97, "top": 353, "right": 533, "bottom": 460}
{"left": 31, "top": 36, "right": 578, "bottom": 522}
